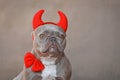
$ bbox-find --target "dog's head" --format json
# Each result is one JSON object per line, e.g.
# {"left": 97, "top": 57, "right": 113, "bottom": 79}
{"left": 32, "top": 10, "right": 68, "bottom": 58}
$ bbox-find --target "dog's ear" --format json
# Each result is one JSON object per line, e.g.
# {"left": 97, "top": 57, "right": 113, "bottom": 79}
{"left": 31, "top": 31, "right": 35, "bottom": 41}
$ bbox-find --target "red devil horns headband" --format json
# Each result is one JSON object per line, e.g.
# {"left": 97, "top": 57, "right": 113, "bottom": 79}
{"left": 33, "top": 10, "right": 68, "bottom": 32}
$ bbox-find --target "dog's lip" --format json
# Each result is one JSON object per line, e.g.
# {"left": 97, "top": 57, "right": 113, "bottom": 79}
{"left": 50, "top": 44, "right": 57, "bottom": 48}
{"left": 41, "top": 44, "right": 58, "bottom": 53}
{"left": 48, "top": 43, "right": 58, "bottom": 48}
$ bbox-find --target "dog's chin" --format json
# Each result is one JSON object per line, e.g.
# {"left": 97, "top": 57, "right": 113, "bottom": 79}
{"left": 48, "top": 47, "right": 59, "bottom": 53}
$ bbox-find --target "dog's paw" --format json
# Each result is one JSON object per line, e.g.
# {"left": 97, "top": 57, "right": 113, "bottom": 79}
{"left": 55, "top": 77, "right": 63, "bottom": 80}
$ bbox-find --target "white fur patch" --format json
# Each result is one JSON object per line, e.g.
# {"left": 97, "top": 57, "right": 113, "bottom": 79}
{"left": 41, "top": 57, "right": 57, "bottom": 79}
{"left": 41, "top": 65, "right": 57, "bottom": 78}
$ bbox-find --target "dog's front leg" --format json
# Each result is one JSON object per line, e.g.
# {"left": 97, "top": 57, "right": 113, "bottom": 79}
{"left": 32, "top": 75, "right": 42, "bottom": 80}
{"left": 13, "top": 71, "right": 23, "bottom": 80}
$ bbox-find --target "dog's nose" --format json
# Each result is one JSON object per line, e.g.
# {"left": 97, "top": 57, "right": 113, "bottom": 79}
{"left": 49, "top": 37, "right": 57, "bottom": 42}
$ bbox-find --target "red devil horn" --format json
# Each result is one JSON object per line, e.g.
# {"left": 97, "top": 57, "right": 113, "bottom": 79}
{"left": 33, "top": 10, "right": 68, "bottom": 32}
{"left": 57, "top": 11, "right": 68, "bottom": 32}
{"left": 33, "top": 10, "right": 45, "bottom": 30}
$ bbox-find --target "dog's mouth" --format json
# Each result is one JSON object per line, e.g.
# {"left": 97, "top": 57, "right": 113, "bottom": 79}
{"left": 36, "top": 44, "right": 60, "bottom": 58}
{"left": 45, "top": 42, "right": 60, "bottom": 53}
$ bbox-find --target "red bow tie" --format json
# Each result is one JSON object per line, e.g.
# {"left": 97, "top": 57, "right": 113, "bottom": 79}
{"left": 24, "top": 52, "right": 45, "bottom": 72}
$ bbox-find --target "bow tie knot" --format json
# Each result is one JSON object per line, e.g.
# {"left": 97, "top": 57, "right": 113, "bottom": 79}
{"left": 24, "top": 52, "right": 45, "bottom": 72}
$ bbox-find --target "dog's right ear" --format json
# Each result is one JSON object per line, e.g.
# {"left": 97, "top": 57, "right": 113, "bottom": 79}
{"left": 31, "top": 31, "right": 35, "bottom": 41}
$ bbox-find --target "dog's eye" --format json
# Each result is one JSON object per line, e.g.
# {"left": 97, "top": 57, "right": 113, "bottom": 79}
{"left": 39, "top": 34, "right": 46, "bottom": 39}
{"left": 59, "top": 34, "right": 65, "bottom": 39}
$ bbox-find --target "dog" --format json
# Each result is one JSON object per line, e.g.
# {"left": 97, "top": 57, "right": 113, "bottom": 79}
{"left": 13, "top": 10, "right": 72, "bottom": 80}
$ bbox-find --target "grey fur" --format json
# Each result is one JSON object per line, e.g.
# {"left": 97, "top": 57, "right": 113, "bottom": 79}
{"left": 13, "top": 24, "right": 72, "bottom": 80}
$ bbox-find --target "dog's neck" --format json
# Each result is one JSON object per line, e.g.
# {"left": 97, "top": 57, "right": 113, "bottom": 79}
{"left": 31, "top": 49, "right": 63, "bottom": 66}
{"left": 40, "top": 57, "right": 57, "bottom": 66}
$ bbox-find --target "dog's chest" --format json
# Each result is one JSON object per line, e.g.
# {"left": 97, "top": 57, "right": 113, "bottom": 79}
{"left": 41, "top": 64, "right": 57, "bottom": 77}
{"left": 41, "top": 58, "right": 57, "bottom": 79}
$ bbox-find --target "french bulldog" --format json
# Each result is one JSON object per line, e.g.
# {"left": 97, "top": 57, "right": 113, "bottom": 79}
{"left": 13, "top": 10, "right": 72, "bottom": 80}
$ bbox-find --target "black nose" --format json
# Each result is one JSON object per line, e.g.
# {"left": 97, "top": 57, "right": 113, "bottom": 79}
{"left": 49, "top": 37, "right": 57, "bottom": 42}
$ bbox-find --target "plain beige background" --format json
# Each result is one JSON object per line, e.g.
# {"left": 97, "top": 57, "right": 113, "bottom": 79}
{"left": 0, "top": 0, "right": 120, "bottom": 80}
